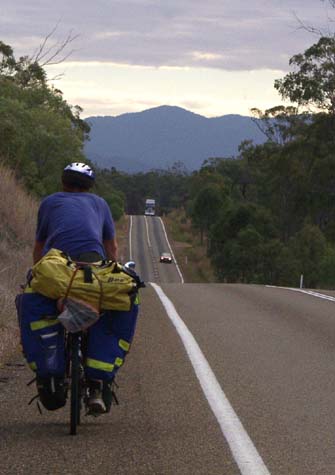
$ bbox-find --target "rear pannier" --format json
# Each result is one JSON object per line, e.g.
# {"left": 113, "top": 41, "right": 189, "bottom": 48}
{"left": 29, "top": 248, "right": 139, "bottom": 312}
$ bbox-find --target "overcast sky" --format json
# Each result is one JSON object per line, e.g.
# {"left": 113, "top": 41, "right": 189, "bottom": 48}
{"left": 1, "top": 0, "right": 333, "bottom": 117}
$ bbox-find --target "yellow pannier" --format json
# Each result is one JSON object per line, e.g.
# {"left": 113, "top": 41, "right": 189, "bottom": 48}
{"left": 30, "top": 248, "right": 138, "bottom": 311}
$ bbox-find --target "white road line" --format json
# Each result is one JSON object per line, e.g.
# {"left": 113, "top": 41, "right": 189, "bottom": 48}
{"left": 129, "top": 215, "right": 133, "bottom": 260}
{"left": 144, "top": 215, "right": 152, "bottom": 247}
{"left": 158, "top": 217, "right": 184, "bottom": 284}
{"left": 266, "top": 285, "right": 335, "bottom": 302}
{"left": 151, "top": 282, "right": 270, "bottom": 475}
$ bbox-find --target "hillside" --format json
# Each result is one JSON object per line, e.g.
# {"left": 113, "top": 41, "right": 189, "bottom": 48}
{"left": 84, "top": 105, "right": 266, "bottom": 172}
{"left": 0, "top": 164, "right": 38, "bottom": 362}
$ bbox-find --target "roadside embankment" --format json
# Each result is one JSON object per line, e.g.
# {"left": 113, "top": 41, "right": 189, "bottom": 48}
{"left": 0, "top": 164, "right": 37, "bottom": 364}
{"left": 115, "top": 215, "right": 130, "bottom": 263}
{"left": 162, "top": 209, "right": 217, "bottom": 283}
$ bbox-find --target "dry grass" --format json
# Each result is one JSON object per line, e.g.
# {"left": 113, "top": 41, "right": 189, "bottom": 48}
{"left": 163, "top": 209, "right": 217, "bottom": 283}
{"left": 115, "top": 215, "right": 129, "bottom": 263}
{"left": 0, "top": 165, "right": 37, "bottom": 244}
{"left": 0, "top": 164, "right": 37, "bottom": 363}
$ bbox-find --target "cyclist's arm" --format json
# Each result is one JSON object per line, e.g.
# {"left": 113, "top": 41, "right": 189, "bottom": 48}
{"left": 104, "top": 238, "right": 118, "bottom": 261}
{"left": 33, "top": 240, "right": 45, "bottom": 264}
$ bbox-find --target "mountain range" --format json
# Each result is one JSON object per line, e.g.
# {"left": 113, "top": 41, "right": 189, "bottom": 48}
{"left": 84, "top": 105, "right": 267, "bottom": 173}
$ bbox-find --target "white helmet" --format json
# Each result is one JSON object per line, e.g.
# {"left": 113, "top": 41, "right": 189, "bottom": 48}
{"left": 124, "top": 261, "right": 136, "bottom": 270}
{"left": 63, "top": 163, "right": 95, "bottom": 180}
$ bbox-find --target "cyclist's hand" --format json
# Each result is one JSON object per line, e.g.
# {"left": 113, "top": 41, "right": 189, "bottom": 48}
{"left": 26, "top": 268, "right": 33, "bottom": 283}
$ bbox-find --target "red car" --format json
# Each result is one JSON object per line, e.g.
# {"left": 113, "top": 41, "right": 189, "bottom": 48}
{"left": 160, "top": 252, "right": 172, "bottom": 263}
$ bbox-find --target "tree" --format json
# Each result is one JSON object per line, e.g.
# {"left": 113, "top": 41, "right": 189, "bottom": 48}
{"left": 0, "top": 40, "right": 90, "bottom": 196}
{"left": 208, "top": 203, "right": 279, "bottom": 283}
{"left": 285, "top": 223, "right": 327, "bottom": 288}
{"left": 319, "top": 245, "right": 335, "bottom": 288}
{"left": 274, "top": 36, "right": 335, "bottom": 114}
{"left": 251, "top": 106, "right": 309, "bottom": 144}
{"left": 190, "top": 184, "right": 225, "bottom": 245}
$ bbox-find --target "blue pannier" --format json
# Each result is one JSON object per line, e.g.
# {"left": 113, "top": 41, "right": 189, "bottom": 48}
{"left": 15, "top": 292, "right": 139, "bottom": 381}
{"left": 15, "top": 292, "right": 65, "bottom": 377}
{"left": 85, "top": 305, "right": 139, "bottom": 381}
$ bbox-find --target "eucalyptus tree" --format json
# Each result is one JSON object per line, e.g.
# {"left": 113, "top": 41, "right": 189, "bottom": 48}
{"left": 0, "top": 40, "right": 89, "bottom": 196}
{"left": 274, "top": 36, "right": 335, "bottom": 114}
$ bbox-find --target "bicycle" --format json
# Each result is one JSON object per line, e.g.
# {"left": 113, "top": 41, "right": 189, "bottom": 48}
{"left": 60, "top": 308, "right": 121, "bottom": 435}
{"left": 27, "top": 329, "right": 87, "bottom": 435}
{"left": 63, "top": 260, "right": 137, "bottom": 435}
{"left": 67, "top": 330, "right": 85, "bottom": 435}
{"left": 25, "top": 260, "right": 139, "bottom": 436}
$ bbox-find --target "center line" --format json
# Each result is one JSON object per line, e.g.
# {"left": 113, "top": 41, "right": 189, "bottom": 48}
{"left": 144, "top": 215, "right": 151, "bottom": 247}
{"left": 129, "top": 215, "right": 133, "bottom": 260}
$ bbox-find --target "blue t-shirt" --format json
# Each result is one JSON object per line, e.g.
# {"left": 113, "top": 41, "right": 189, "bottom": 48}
{"left": 36, "top": 192, "right": 115, "bottom": 258}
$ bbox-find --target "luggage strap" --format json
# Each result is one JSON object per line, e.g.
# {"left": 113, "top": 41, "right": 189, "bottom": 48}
{"left": 63, "top": 265, "right": 103, "bottom": 313}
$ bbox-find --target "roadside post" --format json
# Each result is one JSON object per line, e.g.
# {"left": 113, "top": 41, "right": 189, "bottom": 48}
{"left": 300, "top": 274, "right": 304, "bottom": 289}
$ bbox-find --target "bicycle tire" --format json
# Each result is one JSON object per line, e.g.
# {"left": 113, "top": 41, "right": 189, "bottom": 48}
{"left": 70, "top": 333, "right": 81, "bottom": 435}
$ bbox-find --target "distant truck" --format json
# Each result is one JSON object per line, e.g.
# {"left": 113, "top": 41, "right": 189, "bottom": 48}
{"left": 144, "top": 199, "right": 156, "bottom": 216}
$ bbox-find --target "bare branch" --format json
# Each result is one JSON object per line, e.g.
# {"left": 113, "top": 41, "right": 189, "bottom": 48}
{"left": 40, "top": 32, "right": 79, "bottom": 66}
{"left": 292, "top": 11, "right": 331, "bottom": 37}
{"left": 30, "top": 23, "right": 79, "bottom": 68}
{"left": 48, "top": 73, "right": 65, "bottom": 81}
{"left": 32, "top": 21, "right": 61, "bottom": 63}
{"left": 323, "top": 0, "right": 335, "bottom": 9}
{"left": 292, "top": 3, "right": 335, "bottom": 37}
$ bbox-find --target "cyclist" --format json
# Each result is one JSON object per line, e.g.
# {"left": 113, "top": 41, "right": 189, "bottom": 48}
{"left": 18, "top": 163, "right": 139, "bottom": 416}
{"left": 33, "top": 162, "right": 118, "bottom": 264}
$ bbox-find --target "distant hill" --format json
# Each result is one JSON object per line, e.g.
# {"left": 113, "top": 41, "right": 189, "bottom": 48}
{"left": 84, "top": 105, "right": 266, "bottom": 172}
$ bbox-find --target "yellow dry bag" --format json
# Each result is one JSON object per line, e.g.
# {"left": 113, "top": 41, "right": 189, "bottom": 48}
{"left": 30, "top": 248, "right": 139, "bottom": 311}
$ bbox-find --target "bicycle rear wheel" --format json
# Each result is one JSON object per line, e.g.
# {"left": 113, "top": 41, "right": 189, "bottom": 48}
{"left": 70, "top": 333, "right": 81, "bottom": 435}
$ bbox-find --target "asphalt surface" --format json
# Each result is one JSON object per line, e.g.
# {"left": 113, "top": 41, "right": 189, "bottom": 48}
{"left": 131, "top": 215, "right": 182, "bottom": 284}
{"left": 2, "top": 215, "right": 335, "bottom": 474}
{"left": 0, "top": 287, "right": 238, "bottom": 475}
{"left": 160, "top": 283, "right": 335, "bottom": 474}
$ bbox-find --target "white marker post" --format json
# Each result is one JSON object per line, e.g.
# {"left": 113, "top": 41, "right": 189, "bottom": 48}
{"left": 300, "top": 274, "right": 304, "bottom": 289}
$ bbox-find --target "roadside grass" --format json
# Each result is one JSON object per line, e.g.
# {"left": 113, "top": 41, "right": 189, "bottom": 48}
{"left": 162, "top": 209, "right": 217, "bottom": 283}
{"left": 115, "top": 214, "right": 129, "bottom": 263}
{"left": 0, "top": 164, "right": 37, "bottom": 363}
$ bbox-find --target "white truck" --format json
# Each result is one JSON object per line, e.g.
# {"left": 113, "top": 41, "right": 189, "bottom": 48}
{"left": 144, "top": 199, "right": 156, "bottom": 216}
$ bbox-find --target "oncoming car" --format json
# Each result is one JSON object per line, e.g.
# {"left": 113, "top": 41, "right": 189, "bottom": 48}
{"left": 160, "top": 252, "right": 172, "bottom": 263}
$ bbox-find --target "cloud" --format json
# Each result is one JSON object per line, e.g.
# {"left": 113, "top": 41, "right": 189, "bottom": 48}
{"left": 191, "top": 52, "right": 224, "bottom": 61}
{"left": 44, "top": 59, "right": 288, "bottom": 118}
{"left": 1, "top": 0, "right": 332, "bottom": 72}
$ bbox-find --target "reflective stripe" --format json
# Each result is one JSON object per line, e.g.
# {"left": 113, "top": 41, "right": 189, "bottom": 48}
{"left": 115, "top": 357, "right": 123, "bottom": 367}
{"left": 30, "top": 318, "right": 59, "bottom": 331}
{"left": 41, "top": 331, "right": 58, "bottom": 339}
{"left": 119, "top": 339, "right": 130, "bottom": 351}
{"left": 28, "top": 361, "right": 37, "bottom": 370}
{"left": 134, "top": 294, "right": 140, "bottom": 305}
{"left": 86, "top": 358, "right": 114, "bottom": 372}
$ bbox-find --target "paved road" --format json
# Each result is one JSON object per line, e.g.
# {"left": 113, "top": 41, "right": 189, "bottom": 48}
{"left": 2, "top": 216, "right": 335, "bottom": 474}
{"left": 0, "top": 286, "right": 239, "bottom": 475}
{"left": 160, "top": 283, "right": 335, "bottom": 474}
{"left": 131, "top": 215, "right": 182, "bottom": 284}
